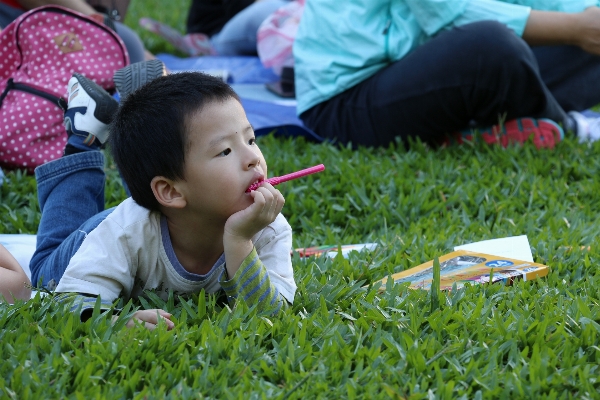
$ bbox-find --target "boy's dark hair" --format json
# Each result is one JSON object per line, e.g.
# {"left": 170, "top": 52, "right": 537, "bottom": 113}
{"left": 110, "top": 72, "right": 240, "bottom": 211}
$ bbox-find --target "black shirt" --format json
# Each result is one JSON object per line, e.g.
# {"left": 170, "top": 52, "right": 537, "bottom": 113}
{"left": 186, "top": 0, "right": 254, "bottom": 35}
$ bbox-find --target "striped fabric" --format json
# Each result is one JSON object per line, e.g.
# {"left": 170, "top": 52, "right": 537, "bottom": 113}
{"left": 219, "top": 247, "right": 286, "bottom": 314}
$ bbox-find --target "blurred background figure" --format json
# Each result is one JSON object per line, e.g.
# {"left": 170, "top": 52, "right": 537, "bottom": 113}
{"left": 139, "top": 0, "right": 291, "bottom": 56}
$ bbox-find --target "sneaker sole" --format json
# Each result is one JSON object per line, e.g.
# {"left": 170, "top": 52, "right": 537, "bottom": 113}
{"left": 113, "top": 59, "right": 166, "bottom": 100}
{"left": 72, "top": 73, "right": 119, "bottom": 125}
{"left": 445, "top": 118, "right": 564, "bottom": 150}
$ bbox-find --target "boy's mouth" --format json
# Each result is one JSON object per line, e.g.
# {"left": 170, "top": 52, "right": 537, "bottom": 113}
{"left": 246, "top": 175, "right": 265, "bottom": 192}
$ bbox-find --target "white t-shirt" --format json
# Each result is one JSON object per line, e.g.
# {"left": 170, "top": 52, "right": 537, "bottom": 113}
{"left": 56, "top": 198, "right": 296, "bottom": 303}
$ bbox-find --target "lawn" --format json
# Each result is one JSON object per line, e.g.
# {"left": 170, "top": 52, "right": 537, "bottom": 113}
{"left": 1, "top": 1, "right": 600, "bottom": 398}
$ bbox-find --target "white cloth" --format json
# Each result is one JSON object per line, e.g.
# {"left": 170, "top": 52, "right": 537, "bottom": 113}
{"left": 56, "top": 198, "right": 296, "bottom": 303}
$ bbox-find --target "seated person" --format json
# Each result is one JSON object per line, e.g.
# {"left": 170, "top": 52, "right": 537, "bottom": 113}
{"left": 294, "top": 0, "right": 600, "bottom": 149}
{"left": 0, "top": 244, "right": 31, "bottom": 302}
{"left": 29, "top": 62, "right": 296, "bottom": 329}
{"left": 140, "top": 0, "right": 291, "bottom": 56}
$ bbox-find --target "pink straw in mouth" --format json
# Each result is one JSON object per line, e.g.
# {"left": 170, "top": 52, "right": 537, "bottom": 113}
{"left": 246, "top": 164, "right": 325, "bottom": 192}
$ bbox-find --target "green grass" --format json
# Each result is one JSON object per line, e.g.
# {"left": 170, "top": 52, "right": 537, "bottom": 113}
{"left": 1, "top": 1, "right": 600, "bottom": 397}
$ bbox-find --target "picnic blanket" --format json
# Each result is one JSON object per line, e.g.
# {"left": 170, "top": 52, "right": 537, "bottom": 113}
{"left": 156, "top": 53, "right": 323, "bottom": 141}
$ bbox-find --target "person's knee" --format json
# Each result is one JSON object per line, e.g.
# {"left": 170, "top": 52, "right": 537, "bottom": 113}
{"left": 454, "top": 20, "right": 534, "bottom": 64}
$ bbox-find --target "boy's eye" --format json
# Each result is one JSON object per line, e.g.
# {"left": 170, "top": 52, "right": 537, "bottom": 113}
{"left": 248, "top": 137, "right": 256, "bottom": 145}
{"left": 218, "top": 148, "right": 231, "bottom": 157}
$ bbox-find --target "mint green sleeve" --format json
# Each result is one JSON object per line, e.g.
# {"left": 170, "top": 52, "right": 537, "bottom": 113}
{"left": 404, "top": 0, "right": 469, "bottom": 36}
{"left": 406, "top": 0, "right": 531, "bottom": 37}
{"left": 219, "top": 248, "right": 287, "bottom": 314}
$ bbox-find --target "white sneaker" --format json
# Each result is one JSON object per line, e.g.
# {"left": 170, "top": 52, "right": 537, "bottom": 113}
{"left": 64, "top": 73, "right": 118, "bottom": 146}
{"left": 568, "top": 111, "right": 600, "bottom": 143}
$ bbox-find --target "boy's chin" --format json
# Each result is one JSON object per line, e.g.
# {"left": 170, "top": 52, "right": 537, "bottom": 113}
{"left": 230, "top": 198, "right": 255, "bottom": 214}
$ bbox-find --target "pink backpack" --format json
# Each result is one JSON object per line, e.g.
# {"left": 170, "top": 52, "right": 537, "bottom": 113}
{"left": 0, "top": 5, "right": 129, "bottom": 172}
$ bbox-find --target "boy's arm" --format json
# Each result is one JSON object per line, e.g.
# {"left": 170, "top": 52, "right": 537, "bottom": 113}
{"left": 219, "top": 247, "right": 288, "bottom": 314}
{"left": 221, "top": 184, "right": 294, "bottom": 313}
{"left": 220, "top": 213, "right": 295, "bottom": 313}
{"left": 0, "top": 244, "right": 32, "bottom": 302}
{"left": 57, "top": 293, "right": 174, "bottom": 330}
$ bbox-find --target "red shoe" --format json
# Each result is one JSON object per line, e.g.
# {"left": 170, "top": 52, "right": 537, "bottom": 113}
{"left": 444, "top": 118, "right": 564, "bottom": 149}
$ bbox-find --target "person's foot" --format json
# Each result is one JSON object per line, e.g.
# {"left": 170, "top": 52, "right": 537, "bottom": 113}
{"left": 444, "top": 118, "right": 564, "bottom": 150}
{"left": 113, "top": 59, "right": 167, "bottom": 101}
{"left": 568, "top": 111, "right": 600, "bottom": 143}
{"left": 63, "top": 73, "right": 119, "bottom": 153}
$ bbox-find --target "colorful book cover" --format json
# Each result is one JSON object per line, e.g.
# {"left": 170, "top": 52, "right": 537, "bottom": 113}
{"left": 377, "top": 250, "right": 550, "bottom": 291}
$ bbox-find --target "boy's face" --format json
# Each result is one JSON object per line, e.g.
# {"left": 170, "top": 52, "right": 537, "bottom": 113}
{"left": 178, "top": 97, "right": 268, "bottom": 219}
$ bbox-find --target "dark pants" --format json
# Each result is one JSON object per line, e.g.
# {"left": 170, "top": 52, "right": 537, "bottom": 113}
{"left": 300, "top": 21, "right": 600, "bottom": 148}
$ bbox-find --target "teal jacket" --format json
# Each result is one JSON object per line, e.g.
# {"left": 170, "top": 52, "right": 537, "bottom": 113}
{"left": 294, "top": 0, "right": 598, "bottom": 115}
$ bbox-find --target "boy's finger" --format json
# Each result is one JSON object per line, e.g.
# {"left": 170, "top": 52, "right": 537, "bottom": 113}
{"left": 144, "top": 321, "right": 157, "bottom": 330}
{"left": 161, "top": 316, "right": 175, "bottom": 330}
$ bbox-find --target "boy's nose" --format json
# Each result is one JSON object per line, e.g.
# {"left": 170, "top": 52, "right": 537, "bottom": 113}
{"left": 246, "top": 151, "right": 261, "bottom": 169}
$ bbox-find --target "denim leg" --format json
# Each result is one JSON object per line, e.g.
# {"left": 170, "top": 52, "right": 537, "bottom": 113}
{"left": 114, "top": 21, "right": 146, "bottom": 64}
{"left": 211, "top": 0, "right": 288, "bottom": 55}
{"left": 30, "top": 152, "right": 111, "bottom": 288}
{"left": 0, "top": 3, "right": 23, "bottom": 28}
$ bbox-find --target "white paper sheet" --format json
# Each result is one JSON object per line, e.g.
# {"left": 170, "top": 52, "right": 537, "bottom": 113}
{"left": 454, "top": 235, "right": 533, "bottom": 262}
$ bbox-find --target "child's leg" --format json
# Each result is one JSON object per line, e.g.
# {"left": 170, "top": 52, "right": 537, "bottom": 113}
{"left": 29, "top": 152, "right": 110, "bottom": 289}
{"left": 30, "top": 74, "right": 119, "bottom": 289}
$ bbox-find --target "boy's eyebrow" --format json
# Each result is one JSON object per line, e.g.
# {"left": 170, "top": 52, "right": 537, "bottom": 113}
{"left": 208, "top": 125, "right": 254, "bottom": 148}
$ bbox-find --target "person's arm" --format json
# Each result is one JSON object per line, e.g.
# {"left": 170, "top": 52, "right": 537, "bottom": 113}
{"left": 220, "top": 213, "right": 295, "bottom": 314}
{"left": 219, "top": 247, "right": 288, "bottom": 314}
{"left": 0, "top": 244, "right": 31, "bottom": 302}
{"left": 222, "top": 182, "right": 284, "bottom": 279}
{"left": 523, "top": 7, "right": 600, "bottom": 55}
{"left": 220, "top": 182, "right": 289, "bottom": 313}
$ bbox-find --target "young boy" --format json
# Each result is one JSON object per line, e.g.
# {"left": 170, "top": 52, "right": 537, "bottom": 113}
{"left": 29, "top": 63, "right": 296, "bottom": 329}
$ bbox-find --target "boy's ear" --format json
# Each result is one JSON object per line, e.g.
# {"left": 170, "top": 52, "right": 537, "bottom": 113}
{"left": 151, "top": 176, "right": 187, "bottom": 209}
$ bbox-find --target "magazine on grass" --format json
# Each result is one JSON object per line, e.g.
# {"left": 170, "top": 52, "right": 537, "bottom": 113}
{"left": 376, "top": 250, "right": 549, "bottom": 291}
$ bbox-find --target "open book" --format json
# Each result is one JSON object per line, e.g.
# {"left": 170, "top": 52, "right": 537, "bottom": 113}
{"left": 376, "top": 250, "right": 550, "bottom": 291}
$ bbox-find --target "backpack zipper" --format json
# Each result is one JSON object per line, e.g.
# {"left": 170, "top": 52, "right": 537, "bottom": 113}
{"left": 0, "top": 78, "right": 68, "bottom": 110}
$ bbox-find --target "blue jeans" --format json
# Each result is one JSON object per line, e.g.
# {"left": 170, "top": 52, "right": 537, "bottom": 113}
{"left": 211, "top": 0, "right": 288, "bottom": 56}
{"left": 30, "top": 152, "right": 113, "bottom": 289}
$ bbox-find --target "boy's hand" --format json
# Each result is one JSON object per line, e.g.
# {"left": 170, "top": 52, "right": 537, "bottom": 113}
{"left": 124, "top": 309, "right": 174, "bottom": 331}
{"left": 225, "top": 182, "right": 285, "bottom": 240}
{"left": 222, "top": 182, "right": 285, "bottom": 278}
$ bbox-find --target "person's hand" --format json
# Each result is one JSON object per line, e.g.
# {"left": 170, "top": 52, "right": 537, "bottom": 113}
{"left": 524, "top": 7, "right": 600, "bottom": 56}
{"left": 224, "top": 182, "right": 285, "bottom": 241}
{"left": 572, "top": 7, "right": 600, "bottom": 55}
{"left": 222, "top": 183, "right": 285, "bottom": 278}
{"left": 88, "top": 12, "right": 105, "bottom": 25}
{"left": 124, "top": 309, "right": 174, "bottom": 331}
